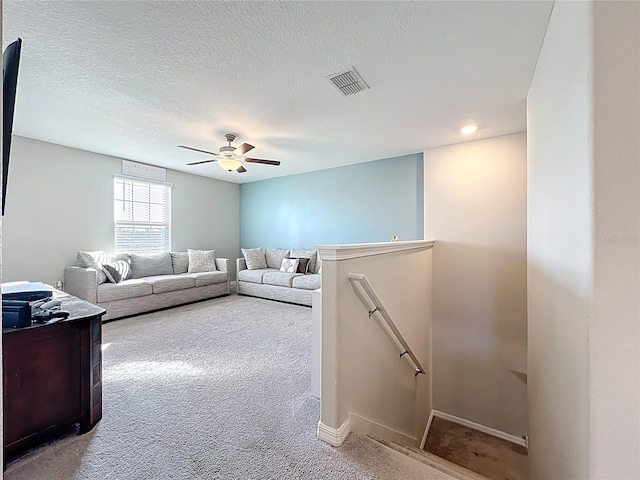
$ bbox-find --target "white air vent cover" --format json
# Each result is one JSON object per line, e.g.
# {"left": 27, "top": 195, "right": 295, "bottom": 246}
{"left": 326, "top": 67, "right": 369, "bottom": 96}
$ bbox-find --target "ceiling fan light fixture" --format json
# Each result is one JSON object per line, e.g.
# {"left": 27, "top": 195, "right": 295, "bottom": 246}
{"left": 181, "top": 133, "right": 280, "bottom": 172}
{"left": 461, "top": 124, "right": 478, "bottom": 135}
{"left": 218, "top": 157, "right": 243, "bottom": 171}
{"left": 217, "top": 149, "right": 244, "bottom": 171}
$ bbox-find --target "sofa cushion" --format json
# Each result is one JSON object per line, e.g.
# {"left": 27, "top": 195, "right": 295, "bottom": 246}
{"left": 238, "top": 268, "right": 273, "bottom": 284}
{"left": 186, "top": 271, "right": 228, "bottom": 287}
{"left": 242, "top": 248, "right": 267, "bottom": 270}
{"left": 292, "top": 274, "right": 321, "bottom": 291}
{"left": 77, "top": 250, "right": 110, "bottom": 285}
{"left": 290, "top": 249, "right": 318, "bottom": 275}
{"left": 188, "top": 249, "right": 216, "bottom": 273}
{"left": 265, "top": 248, "right": 290, "bottom": 269}
{"left": 97, "top": 279, "right": 153, "bottom": 303}
{"left": 144, "top": 274, "right": 195, "bottom": 294}
{"left": 102, "top": 260, "right": 131, "bottom": 283}
{"left": 263, "top": 271, "right": 302, "bottom": 288}
{"left": 171, "top": 252, "right": 189, "bottom": 274}
{"left": 130, "top": 252, "right": 173, "bottom": 279}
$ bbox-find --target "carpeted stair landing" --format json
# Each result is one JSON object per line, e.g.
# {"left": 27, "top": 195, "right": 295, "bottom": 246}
{"left": 5, "top": 295, "right": 456, "bottom": 480}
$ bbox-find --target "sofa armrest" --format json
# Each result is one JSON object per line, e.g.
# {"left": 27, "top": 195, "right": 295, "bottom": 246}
{"left": 236, "top": 257, "right": 247, "bottom": 273}
{"left": 64, "top": 266, "right": 98, "bottom": 304}
{"left": 215, "top": 257, "right": 229, "bottom": 274}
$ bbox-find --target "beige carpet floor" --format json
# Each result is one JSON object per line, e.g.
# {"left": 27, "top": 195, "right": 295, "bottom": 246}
{"left": 424, "top": 417, "right": 528, "bottom": 480}
{"left": 5, "top": 295, "right": 456, "bottom": 480}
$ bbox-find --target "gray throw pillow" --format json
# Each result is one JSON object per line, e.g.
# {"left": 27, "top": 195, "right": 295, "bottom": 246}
{"left": 242, "top": 248, "right": 267, "bottom": 270}
{"left": 77, "top": 250, "right": 110, "bottom": 285}
{"left": 111, "top": 252, "right": 131, "bottom": 263}
{"left": 171, "top": 252, "right": 189, "bottom": 274}
{"left": 102, "top": 260, "right": 131, "bottom": 283}
{"left": 287, "top": 256, "right": 310, "bottom": 274}
{"left": 265, "top": 248, "right": 290, "bottom": 269}
{"left": 109, "top": 253, "right": 132, "bottom": 280}
{"left": 187, "top": 249, "right": 216, "bottom": 273}
{"left": 130, "top": 252, "right": 173, "bottom": 279}
{"left": 290, "top": 249, "right": 318, "bottom": 274}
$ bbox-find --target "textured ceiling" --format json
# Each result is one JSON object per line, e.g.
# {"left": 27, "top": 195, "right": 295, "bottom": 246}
{"left": 3, "top": 1, "right": 553, "bottom": 184}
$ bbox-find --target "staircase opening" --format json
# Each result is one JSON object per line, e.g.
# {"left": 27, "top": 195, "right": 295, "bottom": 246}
{"left": 423, "top": 417, "right": 528, "bottom": 480}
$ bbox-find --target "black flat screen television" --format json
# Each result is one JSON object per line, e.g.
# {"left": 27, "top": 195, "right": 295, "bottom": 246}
{"left": 3, "top": 38, "right": 22, "bottom": 216}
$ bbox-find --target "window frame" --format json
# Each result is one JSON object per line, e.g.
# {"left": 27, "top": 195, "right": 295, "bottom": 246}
{"left": 113, "top": 174, "right": 173, "bottom": 254}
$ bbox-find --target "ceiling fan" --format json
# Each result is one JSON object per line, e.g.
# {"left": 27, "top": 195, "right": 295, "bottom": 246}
{"left": 178, "top": 134, "right": 281, "bottom": 173}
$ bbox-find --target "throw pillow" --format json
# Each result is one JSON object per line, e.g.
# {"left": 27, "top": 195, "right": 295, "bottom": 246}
{"left": 110, "top": 253, "right": 132, "bottom": 280}
{"left": 242, "top": 247, "right": 267, "bottom": 270}
{"left": 287, "top": 256, "right": 310, "bottom": 274}
{"left": 171, "top": 252, "right": 190, "bottom": 274}
{"left": 265, "top": 248, "right": 290, "bottom": 269}
{"left": 111, "top": 252, "right": 131, "bottom": 262}
{"left": 280, "top": 258, "right": 299, "bottom": 274}
{"left": 102, "top": 260, "right": 131, "bottom": 283}
{"left": 77, "top": 250, "right": 110, "bottom": 285}
{"left": 130, "top": 252, "right": 173, "bottom": 279}
{"left": 187, "top": 249, "right": 217, "bottom": 273}
{"left": 290, "top": 248, "right": 318, "bottom": 274}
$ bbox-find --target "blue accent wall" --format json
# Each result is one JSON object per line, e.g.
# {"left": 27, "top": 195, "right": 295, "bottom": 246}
{"left": 240, "top": 153, "right": 424, "bottom": 249}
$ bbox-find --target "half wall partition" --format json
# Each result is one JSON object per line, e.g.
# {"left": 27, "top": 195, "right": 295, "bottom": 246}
{"left": 316, "top": 240, "right": 434, "bottom": 447}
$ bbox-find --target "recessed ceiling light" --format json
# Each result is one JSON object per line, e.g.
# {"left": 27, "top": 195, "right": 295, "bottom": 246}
{"left": 461, "top": 124, "right": 478, "bottom": 135}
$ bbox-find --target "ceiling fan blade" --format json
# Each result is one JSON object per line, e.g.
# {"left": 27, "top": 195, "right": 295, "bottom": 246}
{"left": 186, "top": 159, "right": 218, "bottom": 166}
{"left": 178, "top": 145, "right": 219, "bottom": 156}
{"left": 237, "top": 165, "right": 247, "bottom": 173}
{"left": 234, "top": 143, "right": 255, "bottom": 155}
{"left": 245, "top": 158, "right": 281, "bottom": 166}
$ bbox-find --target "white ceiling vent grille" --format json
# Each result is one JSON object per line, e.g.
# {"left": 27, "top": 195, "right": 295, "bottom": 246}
{"left": 326, "top": 67, "right": 369, "bottom": 96}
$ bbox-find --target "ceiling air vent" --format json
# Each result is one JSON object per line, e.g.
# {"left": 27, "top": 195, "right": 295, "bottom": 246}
{"left": 326, "top": 67, "right": 369, "bottom": 96}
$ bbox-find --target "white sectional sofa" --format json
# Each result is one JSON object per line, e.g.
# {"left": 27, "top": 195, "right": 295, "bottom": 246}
{"left": 236, "top": 247, "right": 321, "bottom": 307}
{"left": 64, "top": 250, "right": 229, "bottom": 321}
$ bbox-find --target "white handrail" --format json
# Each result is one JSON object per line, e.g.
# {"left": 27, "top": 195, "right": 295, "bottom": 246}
{"left": 348, "top": 272, "right": 425, "bottom": 376}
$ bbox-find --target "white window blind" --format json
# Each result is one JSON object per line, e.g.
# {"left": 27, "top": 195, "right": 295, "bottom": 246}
{"left": 114, "top": 175, "right": 172, "bottom": 253}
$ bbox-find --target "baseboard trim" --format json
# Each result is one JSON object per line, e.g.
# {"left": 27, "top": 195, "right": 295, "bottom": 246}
{"left": 420, "top": 410, "right": 435, "bottom": 449}
{"left": 317, "top": 418, "right": 351, "bottom": 447}
{"left": 349, "top": 412, "right": 418, "bottom": 447}
{"left": 432, "top": 410, "right": 526, "bottom": 447}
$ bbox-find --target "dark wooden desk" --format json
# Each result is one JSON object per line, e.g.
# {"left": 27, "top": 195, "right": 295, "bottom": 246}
{"left": 3, "top": 291, "right": 106, "bottom": 462}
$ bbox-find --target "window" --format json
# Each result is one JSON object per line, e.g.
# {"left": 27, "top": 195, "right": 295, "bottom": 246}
{"left": 114, "top": 175, "right": 172, "bottom": 253}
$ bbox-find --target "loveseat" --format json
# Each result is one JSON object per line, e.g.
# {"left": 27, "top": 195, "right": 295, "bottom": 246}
{"left": 236, "top": 247, "right": 321, "bottom": 307}
{"left": 64, "top": 249, "right": 229, "bottom": 321}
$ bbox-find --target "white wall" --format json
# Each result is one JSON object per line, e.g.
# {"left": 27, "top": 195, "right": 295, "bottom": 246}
{"left": 423, "top": 133, "right": 528, "bottom": 438}
{"left": 2, "top": 136, "right": 239, "bottom": 286}
{"left": 590, "top": 3, "right": 640, "bottom": 476}
{"left": 319, "top": 242, "right": 432, "bottom": 445}
{"left": 528, "top": 1, "right": 639, "bottom": 478}
{"left": 527, "top": 3, "right": 592, "bottom": 476}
